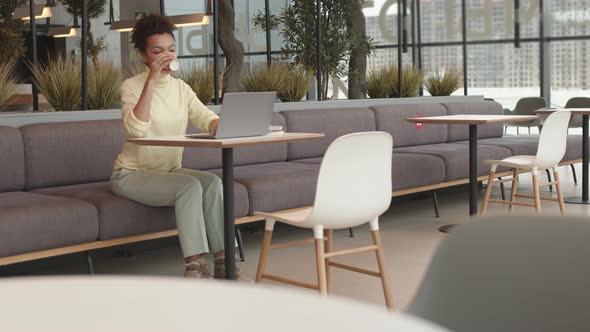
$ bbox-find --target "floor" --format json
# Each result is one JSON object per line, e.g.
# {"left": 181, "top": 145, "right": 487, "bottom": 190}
{"left": 3, "top": 131, "right": 590, "bottom": 311}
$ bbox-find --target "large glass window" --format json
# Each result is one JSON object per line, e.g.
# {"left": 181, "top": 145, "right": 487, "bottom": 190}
{"left": 550, "top": 40, "right": 590, "bottom": 108}
{"left": 467, "top": 42, "right": 540, "bottom": 109}
{"left": 547, "top": 0, "right": 590, "bottom": 37}
{"left": 420, "top": 0, "right": 462, "bottom": 43}
{"left": 466, "top": 0, "right": 539, "bottom": 41}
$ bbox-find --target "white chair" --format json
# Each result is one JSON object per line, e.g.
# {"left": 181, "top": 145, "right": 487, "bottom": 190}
{"left": 481, "top": 111, "right": 571, "bottom": 215}
{"left": 254, "top": 132, "right": 395, "bottom": 309}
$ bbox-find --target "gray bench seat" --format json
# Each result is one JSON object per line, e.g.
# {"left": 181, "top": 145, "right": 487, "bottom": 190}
{"left": 211, "top": 162, "right": 320, "bottom": 215}
{"left": 291, "top": 153, "right": 446, "bottom": 191}
{"left": 504, "top": 134, "right": 585, "bottom": 162}
{"left": 0, "top": 192, "right": 98, "bottom": 257}
{"left": 394, "top": 144, "right": 512, "bottom": 181}
{"left": 33, "top": 181, "right": 250, "bottom": 240}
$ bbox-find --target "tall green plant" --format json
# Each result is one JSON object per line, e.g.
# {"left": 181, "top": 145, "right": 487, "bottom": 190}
{"left": 31, "top": 56, "right": 82, "bottom": 111}
{"left": 0, "top": 0, "right": 26, "bottom": 60}
{"left": 178, "top": 63, "right": 215, "bottom": 105}
{"left": 253, "top": 0, "right": 374, "bottom": 100}
{"left": 88, "top": 62, "right": 121, "bottom": 109}
{"left": 0, "top": 58, "right": 19, "bottom": 111}
{"left": 424, "top": 67, "right": 463, "bottom": 96}
{"left": 59, "top": 0, "right": 108, "bottom": 69}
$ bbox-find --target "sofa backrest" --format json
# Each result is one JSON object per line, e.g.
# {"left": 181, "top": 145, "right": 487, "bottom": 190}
{"left": 443, "top": 101, "right": 504, "bottom": 142}
{"left": 283, "top": 108, "right": 376, "bottom": 160}
{"left": 20, "top": 120, "right": 124, "bottom": 190}
{"left": 370, "top": 103, "right": 448, "bottom": 148}
{"left": 182, "top": 112, "right": 288, "bottom": 170}
{"left": 0, "top": 126, "right": 25, "bottom": 192}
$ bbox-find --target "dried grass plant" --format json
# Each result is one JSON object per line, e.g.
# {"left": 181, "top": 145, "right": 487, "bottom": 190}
{"left": 0, "top": 58, "right": 18, "bottom": 111}
{"left": 178, "top": 63, "right": 216, "bottom": 105}
{"left": 424, "top": 67, "right": 463, "bottom": 96}
{"left": 31, "top": 56, "right": 82, "bottom": 111}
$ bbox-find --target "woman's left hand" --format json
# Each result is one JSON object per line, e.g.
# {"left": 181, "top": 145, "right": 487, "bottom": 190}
{"left": 209, "top": 119, "right": 219, "bottom": 135}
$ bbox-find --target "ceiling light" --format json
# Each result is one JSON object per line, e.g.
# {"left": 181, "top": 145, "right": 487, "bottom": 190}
{"left": 109, "top": 19, "right": 137, "bottom": 32}
{"left": 168, "top": 13, "right": 209, "bottom": 27}
{"left": 13, "top": 4, "right": 52, "bottom": 20}
{"left": 48, "top": 26, "right": 78, "bottom": 38}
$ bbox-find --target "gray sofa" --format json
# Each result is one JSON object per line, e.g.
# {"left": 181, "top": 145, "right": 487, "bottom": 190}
{"left": 0, "top": 101, "right": 584, "bottom": 265}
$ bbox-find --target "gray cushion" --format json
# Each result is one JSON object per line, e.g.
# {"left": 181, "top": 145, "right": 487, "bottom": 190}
{"left": 34, "top": 180, "right": 250, "bottom": 240}
{"left": 21, "top": 120, "right": 124, "bottom": 190}
{"left": 283, "top": 108, "right": 376, "bottom": 160}
{"left": 290, "top": 157, "right": 323, "bottom": 164}
{"left": 458, "top": 137, "right": 539, "bottom": 156}
{"left": 395, "top": 143, "right": 512, "bottom": 181}
{"left": 0, "top": 126, "right": 25, "bottom": 192}
{"left": 443, "top": 101, "right": 504, "bottom": 142}
{"left": 506, "top": 134, "right": 586, "bottom": 162}
{"left": 214, "top": 162, "right": 320, "bottom": 214}
{"left": 370, "top": 104, "right": 448, "bottom": 148}
{"left": 0, "top": 192, "right": 98, "bottom": 257}
{"left": 182, "top": 113, "right": 288, "bottom": 169}
{"left": 292, "top": 154, "right": 446, "bottom": 191}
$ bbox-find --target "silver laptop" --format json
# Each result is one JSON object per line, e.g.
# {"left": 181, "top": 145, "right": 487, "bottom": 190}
{"left": 186, "top": 92, "right": 276, "bottom": 139}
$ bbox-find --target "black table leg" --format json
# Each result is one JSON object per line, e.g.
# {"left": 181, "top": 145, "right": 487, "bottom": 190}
{"left": 222, "top": 148, "right": 237, "bottom": 279}
{"left": 439, "top": 124, "right": 478, "bottom": 233}
{"left": 469, "top": 124, "right": 478, "bottom": 215}
{"left": 565, "top": 114, "right": 590, "bottom": 204}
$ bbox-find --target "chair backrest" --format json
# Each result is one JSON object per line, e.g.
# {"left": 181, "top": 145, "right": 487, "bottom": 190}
{"left": 307, "top": 132, "right": 393, "bottom": 228}
{"left": 565, "top": 97, "right": 590, "bottom": 128}
{"left": 406, "top": 216, "right": 590, "bottom": 332}
{"left": 513, "top": 97, "right": 546, "bottom": 115}
{"left": 534, "top": 110, "right": 571, "bottom": 169}
{"left": 565, "top": 97, "right": 590, "bottom": 109}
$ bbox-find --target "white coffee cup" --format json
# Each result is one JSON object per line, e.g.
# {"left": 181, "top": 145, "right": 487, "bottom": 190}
{"left": 169, "top": 60, "right": 179, "bottom": 71}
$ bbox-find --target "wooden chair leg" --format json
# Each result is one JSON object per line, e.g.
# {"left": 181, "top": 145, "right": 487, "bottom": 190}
{"left": 532, "top": 173, "right": 542, "bottom": 213}
{"left": 324, "top": 229, "right": 333, "bottom": 291}
{"left": 553, "top": 168, "right": 566, "bottom": 215}
{"left": 256, "top": 230, "right": 273, "bottom": 283}
{"left": 509, "top": 169, "right": 519, "bottom": 212}
{"left": 372, "top": 229, "right": 394, "bottom": 310}
{"left": 314, "top": 237, "right": 328, "bottom": 296}
{"left": 480, "top": 171, "right": 496, "bottom": 215}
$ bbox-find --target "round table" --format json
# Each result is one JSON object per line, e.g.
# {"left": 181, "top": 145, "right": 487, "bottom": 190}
{"left": 0, "top": 276, "right": 449, "bottom": 332}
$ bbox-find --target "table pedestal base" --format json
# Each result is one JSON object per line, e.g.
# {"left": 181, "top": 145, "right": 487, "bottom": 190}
{"left": 438, "top": 224, "right": 456, "bottom": 233}
{"left": 564, "top": 196, "right": 590, "bottom": 205}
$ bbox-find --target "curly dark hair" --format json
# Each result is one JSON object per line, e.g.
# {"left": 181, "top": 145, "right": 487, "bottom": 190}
{"left": 131, "top": 14, "right": 177, "bottom": 52}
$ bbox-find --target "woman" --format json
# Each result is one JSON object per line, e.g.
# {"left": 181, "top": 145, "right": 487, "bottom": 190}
{"left": 111, "top": 14, "right": 234, "bottom": 279}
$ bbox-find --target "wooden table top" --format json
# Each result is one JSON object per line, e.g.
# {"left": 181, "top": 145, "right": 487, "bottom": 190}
{"left": 406, "top": 114, "right": 538, "bottom": 125}
{"left": 535, "top": 108, "right": 590, "bottom": 115}
{"left": 128, "top": 132, "right": 324, "bottom": 148}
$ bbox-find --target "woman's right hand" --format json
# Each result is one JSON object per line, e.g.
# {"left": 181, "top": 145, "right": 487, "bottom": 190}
{"left": 147, "top": 53, "right": 176, "bottom": 82}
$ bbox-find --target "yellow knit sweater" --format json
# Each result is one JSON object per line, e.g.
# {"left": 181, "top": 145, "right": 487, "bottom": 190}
{"left": 113, "top": 71, "right": 219, "bottom": 172}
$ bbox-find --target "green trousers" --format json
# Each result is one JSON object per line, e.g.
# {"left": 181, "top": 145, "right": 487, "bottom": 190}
{"left": 111, "top": 168, "right": 225, "bottom": 258}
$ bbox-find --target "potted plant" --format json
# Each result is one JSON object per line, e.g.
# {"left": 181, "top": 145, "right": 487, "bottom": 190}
{"left": 424, "top": 67, "right": 463, "bottom": 96}
{"left": 178, "top": 63, "right": 216, "bottom": 105}
{"left": 367, "top": 65, "right": 424, "bottom": 98}
{"left": 242, "top": 63, "right": 312, "bottom": 102}
{"left": 88, "top": 61, "right": 122, "bottom": 109}
{"left": 0, "top": 58, "right": 18, "bottom": 111}
{"left": 31, "top": 56, "right": 121, "bottom": 111}
{"left": 253, "top": 0, "right": 374, "bottom": 100}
